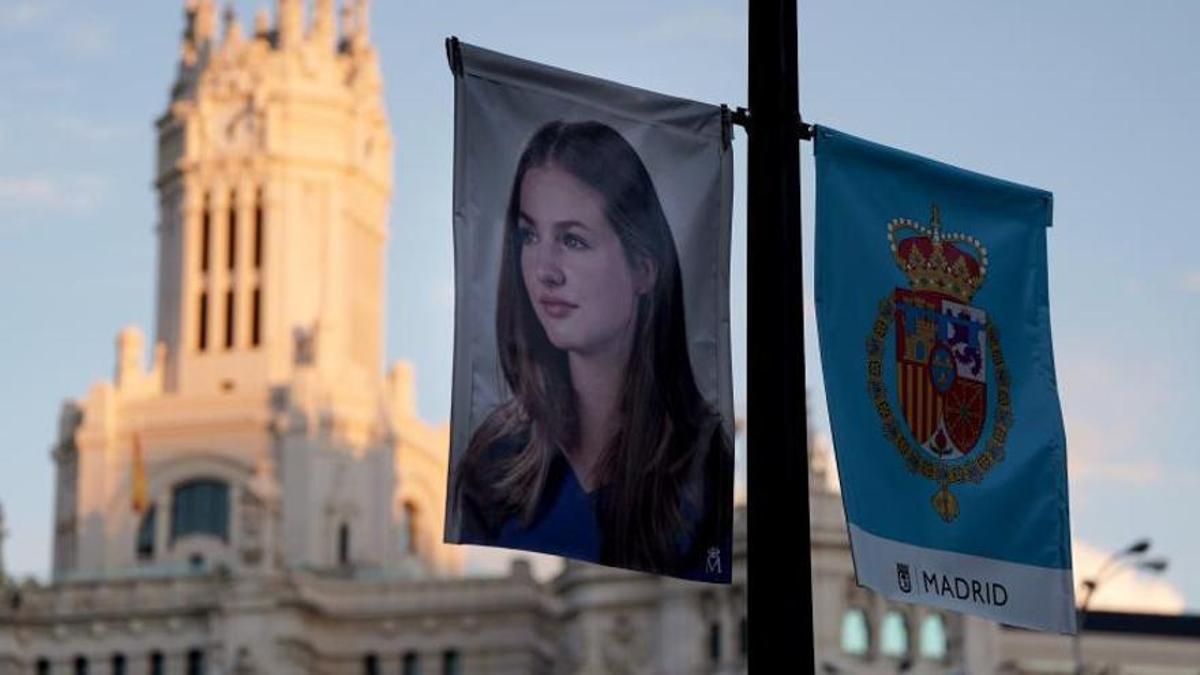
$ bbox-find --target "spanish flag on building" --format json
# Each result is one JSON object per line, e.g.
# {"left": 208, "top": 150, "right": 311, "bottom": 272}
{"left": 131, "top": 433, "right": 148, "bottom": 514}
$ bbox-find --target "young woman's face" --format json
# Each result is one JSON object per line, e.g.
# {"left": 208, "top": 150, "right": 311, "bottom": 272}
{"left": 517, "top": 163, "right": 652, "bottom": 359}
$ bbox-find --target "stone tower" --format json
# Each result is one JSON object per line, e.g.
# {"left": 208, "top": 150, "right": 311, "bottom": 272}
{"left": 50, "top": 0, "right": 460, "bottom": 582}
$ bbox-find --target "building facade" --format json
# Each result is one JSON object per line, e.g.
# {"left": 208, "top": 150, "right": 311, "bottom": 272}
{"left": 0, "top": 2, "right": 1198, "bottom": 674}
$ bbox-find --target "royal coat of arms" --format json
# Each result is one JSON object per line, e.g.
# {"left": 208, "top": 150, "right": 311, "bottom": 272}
{"left": 866, "top": 205, "right": 1012, "bottom": 522}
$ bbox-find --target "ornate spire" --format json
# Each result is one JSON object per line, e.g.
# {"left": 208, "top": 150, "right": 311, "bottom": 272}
{"left": 310, "top": 0, "right": 335, "bottom": 48}
{"left": 193, "top": 0, "right": 218, "bottom": 44}
{"left": 358, "top": 0, "right": 372, "bottom": 46}
{"left": 277, "top": 0, "right": 304, "bottom": 49}
{"left": 254, "top": 7, "right": 270, "bottom": 40}
{"left": 222, "top": 4, "right": 244, "bottom": 48}
{"left": 345, "top": 0, "right": 371, "bottom": 52}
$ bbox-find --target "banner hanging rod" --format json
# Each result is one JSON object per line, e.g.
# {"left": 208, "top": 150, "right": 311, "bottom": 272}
{"left": 727, "top": 106, "right": 814, "bottom": 140}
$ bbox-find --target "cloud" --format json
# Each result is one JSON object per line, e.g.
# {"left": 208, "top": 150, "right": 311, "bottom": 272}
{"left": 0, "top": 1, "right": 52, "bottom": 31}
{"left": 1057, "top": 348, "right": 1169, "bottom": 489}
{"left": 0, "top": 3, "right": 112, "bottom": 59}
{"left": 0, "top": 174, "right": 106, "bottom": 214}
{"left": 1180, "top": 270, "right": 1200, "bottom": 294}
{"left": 1073, "top": 540, "right": 1184, "bottom": 614}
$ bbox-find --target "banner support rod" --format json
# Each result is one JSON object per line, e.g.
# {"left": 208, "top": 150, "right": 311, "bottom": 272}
{"left": 746, "top": 0, "right": 815, "bottom": 671}
{"left": 727, "top": 106, "right": 814, "bottom": 140}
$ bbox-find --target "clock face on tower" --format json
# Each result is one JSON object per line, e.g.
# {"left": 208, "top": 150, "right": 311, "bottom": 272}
{"left": 210, "top": 101, "right": 262, "bottom": 154}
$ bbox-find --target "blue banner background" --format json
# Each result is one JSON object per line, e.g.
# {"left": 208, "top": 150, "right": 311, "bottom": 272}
{"left": 815, "top": 126, "right": 1072, "bottom": 571}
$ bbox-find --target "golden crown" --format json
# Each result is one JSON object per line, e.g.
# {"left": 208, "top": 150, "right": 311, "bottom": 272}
{"left": 888, "top": 204, "right": 988, "bottom": 302}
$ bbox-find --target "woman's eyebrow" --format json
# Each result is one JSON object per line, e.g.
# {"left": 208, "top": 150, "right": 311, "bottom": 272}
{"left": 553, "top": 219, "right": 591, "bottom": 233}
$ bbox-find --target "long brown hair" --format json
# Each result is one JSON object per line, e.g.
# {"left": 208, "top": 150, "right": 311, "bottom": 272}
{"left": 457, "top": 120, "right": 720, "bottom": 572}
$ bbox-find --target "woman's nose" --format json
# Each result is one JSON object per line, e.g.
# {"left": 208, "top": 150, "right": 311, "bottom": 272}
{"left": 533, "top": 245, "right": 565, "bottom": 287}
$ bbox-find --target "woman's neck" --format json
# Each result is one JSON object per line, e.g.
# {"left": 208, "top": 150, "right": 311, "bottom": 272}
{"left": 566, "top": 346, "right": 629, "bottom": 491}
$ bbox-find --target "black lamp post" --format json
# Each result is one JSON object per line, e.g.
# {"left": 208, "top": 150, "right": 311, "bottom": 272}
{"left": 1072, "top": 539, "right": 1169, "bottom": 674}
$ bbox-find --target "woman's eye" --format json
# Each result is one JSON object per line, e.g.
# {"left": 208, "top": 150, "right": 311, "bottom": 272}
{"left": 562, "top": 233, "right": 589, "bottom": 250}
{"left": 518, "top": 227, "right": 537, "bottom": 245}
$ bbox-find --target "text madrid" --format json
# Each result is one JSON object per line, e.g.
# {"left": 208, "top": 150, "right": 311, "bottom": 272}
{"left": 921, "top": 571, "right": 1009, "bottom": 607}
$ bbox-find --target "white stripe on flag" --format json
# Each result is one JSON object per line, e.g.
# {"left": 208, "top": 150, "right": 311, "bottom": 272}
{"left": 848, "top": 523, "right": 1078, "bottom": 634}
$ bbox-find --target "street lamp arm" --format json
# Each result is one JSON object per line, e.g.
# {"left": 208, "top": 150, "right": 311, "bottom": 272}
{"left": 1074, "top": 538, "right": 1163, "bottom": 675}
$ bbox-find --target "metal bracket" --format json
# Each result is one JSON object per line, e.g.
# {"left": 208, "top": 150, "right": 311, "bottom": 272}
{"left": 725, "top": 106, "right": 814, "bottom": 141}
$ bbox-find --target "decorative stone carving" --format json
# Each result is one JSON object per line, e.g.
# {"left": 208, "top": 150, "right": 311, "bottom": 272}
{"left": 232, "top": 646, "right": 258, "bottom": 675}
{"left": 600, "top": 613, "right": 650, "bottom": 675}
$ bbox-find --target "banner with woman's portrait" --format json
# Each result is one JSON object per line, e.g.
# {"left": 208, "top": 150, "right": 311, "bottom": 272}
{"left": 443, "top": 40, "right": 735, "bottom": 583}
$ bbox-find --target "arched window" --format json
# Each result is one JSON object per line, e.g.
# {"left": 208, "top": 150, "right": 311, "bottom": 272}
{"left": 402, "top": 652, "right": 421, "bottom": 675}
{"left": 227, "top": 190, "right": 238, "bottom": 271}
{"left": 338, "top": 523, "right": 351, "bottom": 566}
{"left": 224, "top": 288, "right": 235, "bottom": 349}
{"left": 171, "top": 479, "right": 230, "bottom": 542}
{"left": 112, "top": 653, "right": 126, "bottom": 675}
{"left": 919, "top": 613, "right": 949, "bottom": 661}
{"left": 251, "top": 286, "right": 262, "bottom": 347}
{"left": 198, "top": 291, "right": 209, "bottom": 351}
{"left": 253, "top": 187, "right": 264, "bottom": 269}
{"left": 880, "top": 610, "right": 909, "bottom": 657}
{"left": 73, "top": 656, "right": 88, "bottom": 675}
{"left": 136, "top": 506, "right": 156, "bottom": 560}
{"left": 708, "top": 621, "right": 722, "bottom": 663}
{"left": 403, "top": 501, "right": 420, "bottom": 555}
{"left": 149, "top": 651, "right": 164, "bottom": 675}
{"left": 36, "top": 658, "right": 50, "bottom": 675}
{"left": 442, "top": 649, "right": 461, "bottom": 675}
{"left": 200, "top": 192, "right": 211, "bottom": 272}
{"left": 362, "top": 654, "right": 379, "bottom": 675}
{"left": 186, "top": 649, "right": 204, "bottom": 675}
{"left": 840, "top": 608, "right": 870, "bottom": 656}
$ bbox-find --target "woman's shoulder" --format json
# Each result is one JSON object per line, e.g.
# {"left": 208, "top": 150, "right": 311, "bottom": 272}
{"left": 460, "top": 429, "right": 528, "bottom": 491}
{"left": 454, "top": 429, "right": 530, "bottom": 542}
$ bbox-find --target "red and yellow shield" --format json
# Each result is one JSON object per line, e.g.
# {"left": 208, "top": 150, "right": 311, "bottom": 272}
{"left": 893, "top": 288, "right": 988, "bottom": 460}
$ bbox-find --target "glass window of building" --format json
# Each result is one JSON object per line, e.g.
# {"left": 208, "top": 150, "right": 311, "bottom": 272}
{"left": 171, "top": 479, "right": 230, "bottom": 542}
{"left": 708, "top": 621, "right": 722, "bottom": 663}
{"left": 919, "top": 613, "right": 949, "bottom": 661}
{"left": 880, "top": 610, "right": 910, "bottom": 657}
{"left": 442, "top": 649, "right": 461, "bottom": 675}
{"left": 403, "top": 501, "right": 420, "bottom": 554}
{"left": 112, "top": 654, "right": 126, "bottom": 675}
{"left": 402, "top": 652, "right": 420, "bottom": 675}
{"left": 149, "top": 652, "right": 164, "bottom": 675}
{"left": 73, "top": 656, "right": 88, "bottom": 675}
{"left": 363, "top": 654, "right": 379, "bottom": 675}
{"left": 840, "top": 608, "right": 870, "bottom": 656}
{"left": 186, "top": 649, "right": 204, "bottom": 675}
{"left": 136, "top": 506, "right": 156, "bottom": 560}
{"left": 339, "top": 523, "right": 351, "bottom": 566}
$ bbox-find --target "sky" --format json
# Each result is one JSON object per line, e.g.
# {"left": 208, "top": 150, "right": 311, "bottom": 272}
{"left": 1, "top": 1, "right": 1198, "bottom": 613}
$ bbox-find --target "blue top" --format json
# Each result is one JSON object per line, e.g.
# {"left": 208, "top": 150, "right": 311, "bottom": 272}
{"left": 494, "top": 459, "right": 602, "bottom": 563}
{"left": 454, "top": 425, "right": 734, "bottom": 583}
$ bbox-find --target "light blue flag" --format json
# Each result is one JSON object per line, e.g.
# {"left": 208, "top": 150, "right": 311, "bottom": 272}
{"left": 815, "top": 127, "right": 1075, "bottom": 633}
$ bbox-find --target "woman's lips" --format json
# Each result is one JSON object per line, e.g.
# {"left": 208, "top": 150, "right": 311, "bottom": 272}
{"left": 538, "top": 297, "right": 577, "bottom": 319}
